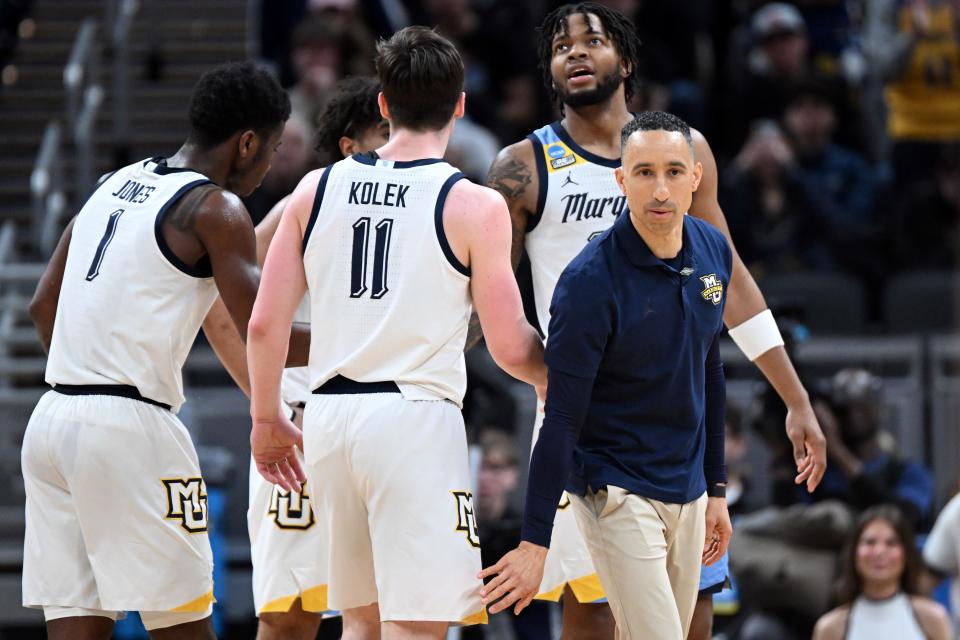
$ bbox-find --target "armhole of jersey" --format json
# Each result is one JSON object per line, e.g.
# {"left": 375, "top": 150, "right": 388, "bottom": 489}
{"left": 526, "top": 134, "right": 548, "bottom": 233}
{"left": 434, "top": 171, "right": 470, "bottom": 277}
{"left": 302, "top": 165, "right": 332, "bottom": 254}
{"left": 153, "top": 178, "right": 215, "bottom": 278}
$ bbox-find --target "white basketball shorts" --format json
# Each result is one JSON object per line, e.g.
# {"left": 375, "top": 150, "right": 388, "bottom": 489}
{"left": 248, "top": 450, "right": 334, "bottom": 616}
{"left": 21, "top": 390, "right": 214, "bottom": 618}
{"left": 302, "top": 388, "right": 486, "bottom": 625}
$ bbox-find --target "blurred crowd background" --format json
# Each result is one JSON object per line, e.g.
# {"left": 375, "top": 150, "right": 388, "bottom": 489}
{"left": 0, "top": 0, "right": 959, "bottom": 639}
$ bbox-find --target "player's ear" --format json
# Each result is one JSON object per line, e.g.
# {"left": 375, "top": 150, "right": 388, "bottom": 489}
{"left": 691, "top": 162, "right": 703, "bottom": 192}
{"left": 615, "top": 166, "right": 626, "bottom": 194}
{"left": 339, "top": 135, "right": 356, "bottom": 158}
{"left": 453, "top": 92, "right": 465, "bottom": 120}
{"left": 620, "top": 58, "right": 632, "bottom": 80}
{"left": 238, "top": 130, "right": 258, "bottom": 159}
{"left": 377, "top": 92, "right": 390, "bottom": 120}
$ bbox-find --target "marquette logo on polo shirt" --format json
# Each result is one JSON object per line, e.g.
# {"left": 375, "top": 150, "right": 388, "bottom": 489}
{"left": 452, "top": 490, "right": 480, "bottom": 548}
{"left": 700, "top": 274, "right": 724, "bottom": 306}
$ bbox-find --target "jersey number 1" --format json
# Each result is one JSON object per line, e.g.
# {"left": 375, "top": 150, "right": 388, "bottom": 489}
{"left": 350, "top": 217, "right": 394, "bottom": 299}
{"left": 85, "top": 209, "right": 125, "bottom": 281}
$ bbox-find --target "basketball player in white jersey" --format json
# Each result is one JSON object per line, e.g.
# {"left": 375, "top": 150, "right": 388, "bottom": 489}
{"left": 478, "top": 3, "right": 827, "bottom": 637}
{"left": 246, "top": 26, "right": 547, "bottom": 639}
{"left": 23, "top": 62, "right": 305, "bottom": 640}
{"left": 202, "top": 76, "right": 389, "bottom": 640}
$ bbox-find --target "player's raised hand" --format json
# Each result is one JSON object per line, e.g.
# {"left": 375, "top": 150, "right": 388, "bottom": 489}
{"left": 785, "top": 400, "right": 827, "bottom": 493}
{"left": 478, "top": 542, "right": 548, "bottom": 615}
{"left": 251, "top": 413, "right": 306, "bottom": 493}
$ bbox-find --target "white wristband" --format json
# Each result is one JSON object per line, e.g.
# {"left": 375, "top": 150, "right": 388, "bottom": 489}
{"left": 728, "top": 309, "right": 784, "bottom": 361}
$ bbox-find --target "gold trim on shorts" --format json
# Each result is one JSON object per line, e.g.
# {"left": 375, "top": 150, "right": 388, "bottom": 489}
{"left": 460, "top": 607, "right": 489, "bottom": 625}
{"left": 534, "top": 573, "right": 605, "bottom": 603}
{"left": 171, "top": 589, "right": 216, "bottom": 613}
{"left": 259, "top": 584, "right": 329, "bottom": 614}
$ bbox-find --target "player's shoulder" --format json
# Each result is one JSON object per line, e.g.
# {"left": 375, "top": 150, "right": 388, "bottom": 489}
{"left": 490, "top": 137, "right": 537, "bottom": 174}
{"left": 448, "top": 177, "right": 505, "bottom": 209}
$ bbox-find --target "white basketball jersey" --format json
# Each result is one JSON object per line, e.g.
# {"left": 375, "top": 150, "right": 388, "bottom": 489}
{"left": 303, "top": 153, "right": 472, "bottom": 405}
{"left": 524, "top": 122, "right": 625, "bottom": 336}
{"left": 45, "top": 158, "right": 219, "bottom": 412}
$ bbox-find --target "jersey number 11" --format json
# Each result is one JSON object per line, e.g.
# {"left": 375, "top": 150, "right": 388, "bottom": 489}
{"left": 350, "top": 217, "right": 394, "bottom": 299}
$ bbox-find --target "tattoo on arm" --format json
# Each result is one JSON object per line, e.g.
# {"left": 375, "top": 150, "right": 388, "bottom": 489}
{"left": 165, "top": 185, "right": 217, "bottom": 232}
{"left": 486, "top": 154, "right": 532, "bottom": 201}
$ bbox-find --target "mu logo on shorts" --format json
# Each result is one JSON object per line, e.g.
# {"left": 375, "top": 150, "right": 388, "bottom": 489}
{"left": 268, "top": 483, "right": 315, "bottom": 530}
{"left": 161, "top": 477, "right": 208, "bottom": 533}
{"left": 452, "top": 491, "right": 480, "bottom": 548}
{"left": 700, "top": 274, "right": 724, "bottom": 306}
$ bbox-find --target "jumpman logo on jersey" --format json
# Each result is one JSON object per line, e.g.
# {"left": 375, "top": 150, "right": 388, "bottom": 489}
{"left": 561, "top": 173, "right": 579, "bottom": 188}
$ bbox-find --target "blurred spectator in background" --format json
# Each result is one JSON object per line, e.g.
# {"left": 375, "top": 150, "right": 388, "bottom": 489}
{"left": 722, "top": 78, "right": 878, "bottom": 278}
{"left": 813, "top": 505, "right": 952, "bottom": 640}
{"left": 0, "top": 0, "right": 32, "bottom": 72}
{"left": 471, "top": 429, "right": 550, "bottom": 640}
{"left": 722, "top": 119, "right": 816, "bottom": 276}
{"left": 864, "top": 0, "right": 960, "bottom": 183}
{"left": 287, "top": 16, "right": 373, "bottom": 128}
{"left": 728, "top": 2, "right": 863, "bottom": 154}
{"left": 242, "top": 114, "right": 313, "bottom": 224}
{"left": 635, "top": 0, "right": 715, "bottom": 133}
{"left": 811, "top": 369, "right": 934, "bottom": 531}
{"left": 780, "top": 79, "right": 880, "bottom": 278}
{"left": 888, "top": 143, "right": 960, "bottom": 272}
{"left": 726, "top": 402, "right": 762, "bottom": 517}
{"left": 924, "top": 490, "right": 960, "bottom": 636}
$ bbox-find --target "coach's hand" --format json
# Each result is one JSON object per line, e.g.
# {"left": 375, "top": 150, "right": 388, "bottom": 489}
{"left": 478, "top": 542, "right": 547, "bottom": 615}
{"left": 251, "top": 413, "right": 306, "bottom": 493}
{"left": 702, "top": 497, "right": 732, "bottom": 566}
{"left": 785, "top": 400, "right": 827, "bottom": 493}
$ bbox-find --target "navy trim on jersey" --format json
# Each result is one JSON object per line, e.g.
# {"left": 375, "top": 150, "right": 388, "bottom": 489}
{"left": 302, "top": 166, "right": 332, "bottom": 254}
{"left": 550, "top": 121, "right": 621, "bottom": 168}
{"left": 434, "top": 171, "right": 470, "bottom": 277}
{"left": 52, "top": 383, "right": 172, "bottom": 411}
{"left": 312, "top": 375, "right": 400, "bottom": 395}
{"left": 153, "top": 178, "right": 215, "bottom": 278}
{"left": 146, "top": 157, "right": 204, "bottom": 175}
{"left": 351, "top": 151, "right": 445, "bottom": 169}
{"left": 525, "top": 134, "right": 548, "bottom": 232}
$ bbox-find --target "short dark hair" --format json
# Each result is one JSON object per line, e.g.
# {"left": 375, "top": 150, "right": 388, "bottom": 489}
{"left": 315, "top": 76, "right": 383, "bottom": 163}
{"left": 536, "top": 3, "right": 642, "bottom": 106}
{"left": 375, "top": 26, "right": 463, "bottom": 131}
{"left": 188, "top": 61, "right": 291, "bottom": 148}
{"left": 834, "top": 506, "right": 922, "bottom": 605}
{"left": 620, "top": 111, "right": 693, "bottom": 154}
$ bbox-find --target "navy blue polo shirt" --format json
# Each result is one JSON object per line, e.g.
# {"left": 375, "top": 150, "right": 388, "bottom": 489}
{"left": 521, "top": 210, "right": 732, "bottom": 548}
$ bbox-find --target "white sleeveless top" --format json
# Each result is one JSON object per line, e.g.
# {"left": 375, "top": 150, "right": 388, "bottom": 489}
{"left": 524, "top": 121, "right": 625, "bottom": 336}
{"left": 846, "top": 593, "right": 926, "bottom": 640}
{"left": 45, "top": 158, "right": 218, "bottom": 412}
{"left": 302, "top": 153, "right": 472, "bottom": 406}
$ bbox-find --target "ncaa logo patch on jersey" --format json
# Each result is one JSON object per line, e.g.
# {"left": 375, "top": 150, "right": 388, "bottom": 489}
{"left": 452, "top": 491, "right": 480, "bottom": 548}
{"left": 162, "top": 477, "right": 208, "bottom": 533}
{"left": 268, "top": 483, "right": 315, "bottom": 530}
{"left": 700, "top": 274, "right": 724, "bottom": 306}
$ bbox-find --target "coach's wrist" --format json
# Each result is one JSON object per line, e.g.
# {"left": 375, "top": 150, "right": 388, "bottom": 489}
{"left": 518, "top": 541, "right": 549, "bottom": 558}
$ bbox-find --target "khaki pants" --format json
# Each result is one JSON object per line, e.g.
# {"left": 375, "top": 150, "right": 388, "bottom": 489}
{"left": 571, "top": 486, "right": 707, "bottom": 640}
